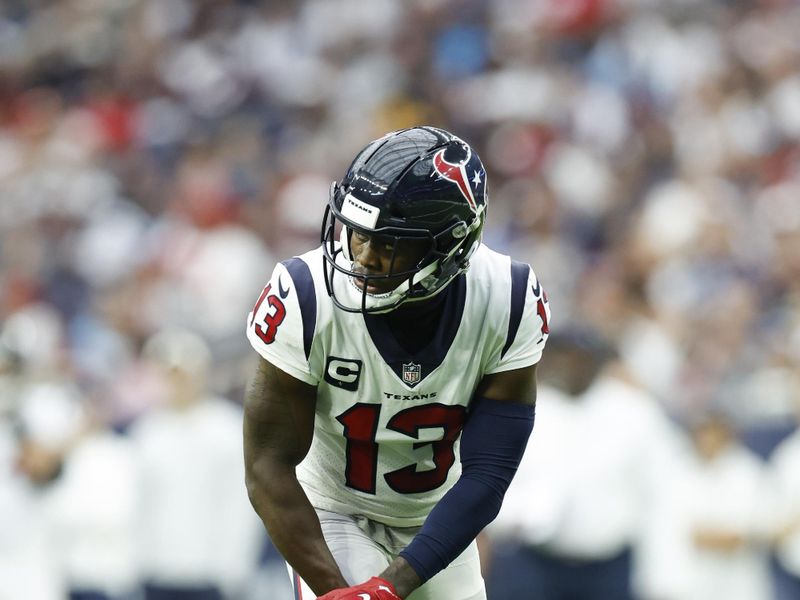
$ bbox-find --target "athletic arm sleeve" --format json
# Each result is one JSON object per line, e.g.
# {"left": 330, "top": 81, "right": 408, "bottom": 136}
{"left": 399, "top": 396, "right": 535, "bottom": 583}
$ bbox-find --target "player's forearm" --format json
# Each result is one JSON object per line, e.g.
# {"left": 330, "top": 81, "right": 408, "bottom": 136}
{"left": 246, "top": 465, "right": 347, "bottom": 594}
{"left": 399, "top": 397, "right": 534, "bottom": 584}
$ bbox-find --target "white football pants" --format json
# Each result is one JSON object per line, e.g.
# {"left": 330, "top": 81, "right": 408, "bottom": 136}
{"left": 288, "top": 510, "right": 486, "bottom": 600}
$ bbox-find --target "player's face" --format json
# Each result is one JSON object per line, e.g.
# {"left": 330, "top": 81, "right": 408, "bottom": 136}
{"left": 349, "top": 230, "right": 431, "bottom": 294}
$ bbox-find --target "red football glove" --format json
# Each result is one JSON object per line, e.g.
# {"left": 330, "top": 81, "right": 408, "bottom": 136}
{"left": 317, "top": 576, "right": 401, "bottom": 600}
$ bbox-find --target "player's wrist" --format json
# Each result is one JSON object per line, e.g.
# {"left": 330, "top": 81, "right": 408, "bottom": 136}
{"left": 379, "top": 557, "right": 422, "bottom": 598}
{"left": 315, "top": 572, "right": 350, "bottom": 596}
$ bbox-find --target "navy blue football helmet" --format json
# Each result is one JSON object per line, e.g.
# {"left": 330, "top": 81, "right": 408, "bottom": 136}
{"left": 322, "top": 126, "right": 488, "bottom": 313}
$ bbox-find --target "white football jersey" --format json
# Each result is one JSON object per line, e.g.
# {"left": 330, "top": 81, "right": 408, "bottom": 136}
{"left": 246, "top": 243, "right": 550, "bottom": 527}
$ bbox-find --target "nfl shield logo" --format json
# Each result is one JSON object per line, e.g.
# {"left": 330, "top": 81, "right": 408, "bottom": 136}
{"left": 402, "top": 362, "right": 421, "bottom": 386}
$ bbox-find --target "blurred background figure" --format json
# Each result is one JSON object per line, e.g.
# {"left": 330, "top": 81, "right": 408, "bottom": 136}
{"left": 129, "top": 329, "right": 263, "bottom": 600}
{"left": 485, "top": 328, "right": 683, "bottom": 600}
{"left": 0, "top": 344, "right": 64, "bottom": 600}
{"left": 769, "top": 400, "right": 800, "bottom": 600}
{"left": 654, "top": 411, "right": 773, "bottom": 600}
{"left": 12, "top": 363, "right": 139, "bottom": 600}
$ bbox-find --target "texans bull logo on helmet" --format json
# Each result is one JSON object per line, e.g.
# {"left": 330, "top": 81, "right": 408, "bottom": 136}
{"left": 432, "top": 144, "right": 482, "bottom": 214}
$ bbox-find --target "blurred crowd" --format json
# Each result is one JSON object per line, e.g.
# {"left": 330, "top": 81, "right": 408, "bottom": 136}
{"left": 1, "top": 0, "right": 799, "bottom": 599}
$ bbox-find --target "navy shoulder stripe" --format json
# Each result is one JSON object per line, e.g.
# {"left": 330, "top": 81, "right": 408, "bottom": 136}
{"left": 501, "top": 260, "right": 530, "bottom": 358}
{"left": 281, "top": 257, "right": 317, "bottom": 360}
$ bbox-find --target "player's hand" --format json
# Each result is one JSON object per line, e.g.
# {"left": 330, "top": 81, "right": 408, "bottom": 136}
{"left": 317, "top": 576, "right": 401, "bottom": 600}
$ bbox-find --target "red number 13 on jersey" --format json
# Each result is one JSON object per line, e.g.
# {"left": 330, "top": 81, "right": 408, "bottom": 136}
{"left": 250, "top": 283, "right": 286, "bottom": 344}
{"left": 337, "top": 402, "right": 467, "bottom": 495}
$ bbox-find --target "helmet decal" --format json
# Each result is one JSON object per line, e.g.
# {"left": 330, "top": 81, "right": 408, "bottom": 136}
{"left": 432, "top": 147, "right": 478, "bottom": 213}
{"left": 341, "top": 193, "right": 380, "bottom": 230}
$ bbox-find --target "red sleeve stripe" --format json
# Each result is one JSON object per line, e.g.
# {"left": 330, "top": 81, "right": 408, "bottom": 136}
{"left": 293, "top": 569, "right": 303, "bottom": 600}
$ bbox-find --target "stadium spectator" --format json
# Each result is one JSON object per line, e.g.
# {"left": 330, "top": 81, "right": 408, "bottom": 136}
{"left": 14, "top": 377, "right": 139, "bottom": 600}
{"left": 653, "top": 411, "right": 773, "bottom": 600}
{"left": 769, "top": 406, "right": 800, "bottom": 600}
{"left": 487, "top": 328, "right": 682, "bottom": 600}
{"left": 129, "top": 329, "right": 262, "bottom": 600}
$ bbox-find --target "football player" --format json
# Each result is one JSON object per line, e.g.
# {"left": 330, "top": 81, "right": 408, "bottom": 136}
{"left": 244, "top": 126, "right": 550, "bottom": 600}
